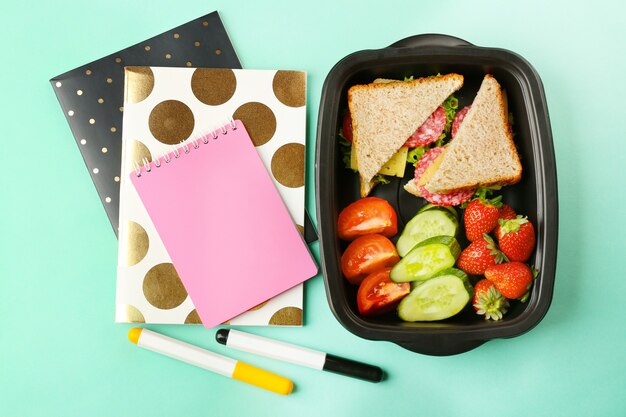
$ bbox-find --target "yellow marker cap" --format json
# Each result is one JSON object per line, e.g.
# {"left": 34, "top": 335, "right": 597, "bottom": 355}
{"left": 232, "top": 361, "right": 293, "bottom": 395}
{"left": 128, "top": 328, "right": 143, "bottom": 344}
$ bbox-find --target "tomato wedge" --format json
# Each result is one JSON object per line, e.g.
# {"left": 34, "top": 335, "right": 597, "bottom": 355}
{"left": 341, "top": 234, "right": 400, "bottom": 285}
{"left": 338, "top": 197, "right": 398, "bottom": 241}
{"left": 357, "top": 268, "right": 410, "bottom": 316}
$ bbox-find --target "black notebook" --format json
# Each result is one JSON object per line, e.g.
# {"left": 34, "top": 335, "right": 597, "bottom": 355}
{"left": 50, "top": 11, "right": 319, "bottom": 243}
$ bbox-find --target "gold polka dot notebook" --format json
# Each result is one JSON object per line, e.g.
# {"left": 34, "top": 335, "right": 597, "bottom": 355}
{"left": 50, "top": 12, "right": 240, "bottom": 236}
{"left": 115, "top": 67, "right": 313, "bottom": 325}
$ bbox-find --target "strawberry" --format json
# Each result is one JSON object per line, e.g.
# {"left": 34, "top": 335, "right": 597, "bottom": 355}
{"left": 463, "top": 194, "right": 503, "bottom": 241}
{"left": 493, "top": 204, "right": 517, "bottom": 237}
{"left": 499, "top": 204, "right": 517, "bottom": 220}
{"left": 495, "top": 216, "right": 536, "bottom": 262}
{"left": 456, "top": 234, "right": 507, "bottom": 275}
{"left": 472, "top": 279, "right": 509, "bottom": 320}
{"left": 484, "top": 262, "right": 534, "bottom": 299}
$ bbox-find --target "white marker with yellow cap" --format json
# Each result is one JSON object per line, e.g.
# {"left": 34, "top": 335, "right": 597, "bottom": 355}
{"left": 128, "top": 328, "right": 293, "bottom": 395}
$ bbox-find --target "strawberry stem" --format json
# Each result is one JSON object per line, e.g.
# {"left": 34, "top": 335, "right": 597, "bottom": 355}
{"left": 472, "top": 187, "right": 504, "bottom": 208}
{"left": 474, "top": 286, "right": 509, "bottom": 320}
{"left": 483, "top": 233, "right": 508, "bottom": 263}
{"left": 531, "top": 265, "right": 540, "bottom": 279}
{"left": 499, "top": 216, "right": 529, "bottom": 234}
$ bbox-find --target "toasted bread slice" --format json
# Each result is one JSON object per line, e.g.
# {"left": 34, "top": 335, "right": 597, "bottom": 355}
{"left": 360, "top": 179, "right": 376, "bottom": 197}
{"left": 403, "top": 178, "right": 421, "bottom": 197}
{"left": 423, "top": 75, "right": 522, "bottom": 194}
{"left": 348, "top": 74, "right": 464, "bottom": 197}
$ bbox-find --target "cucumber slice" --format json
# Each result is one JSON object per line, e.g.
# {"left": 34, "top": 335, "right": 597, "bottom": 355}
{"left": 398, "top": 270, "right": 472, "bottom": 321}
{"left": 418, "top": 203, "right": 458, "bottom": 218}
{"left": 397, "top": 209, "right": 459, "bottom": 257}
{"left": 409, "top": 268, "right": 471, "bottom": 290}
{"left": 390, "top": 236, "right": 461, "bottom": 283}
{"left": 432, "top": 267, "right": 470, "bottom": 281}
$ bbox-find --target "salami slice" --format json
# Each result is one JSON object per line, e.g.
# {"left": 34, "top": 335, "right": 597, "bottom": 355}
{"left": 411, "top": 146, "right": 474, "bottom": 206}
{"left": 451, "top": 105, "right": 471, "bottom": 139}
{"left": 404, "top": 106, "right": 446, "bottom": 148}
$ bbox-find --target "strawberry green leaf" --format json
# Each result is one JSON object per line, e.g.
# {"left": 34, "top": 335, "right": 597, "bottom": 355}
{"left": 483, "top": 233, "right": 508, "bottom": 263}
{"left": 474, "top": 286, "right": 509, "bottom": 320}
{"left": 499, "top": 216, "right": 529, "bottom": 234}
{"left": 519, "top": 290, "right": 530, "bottom": 303}
{"left": 470, "top": 187, "right": 503, "bottom": 208}
{"left": 531, "top": 265, "right": 540, "bottom": 279}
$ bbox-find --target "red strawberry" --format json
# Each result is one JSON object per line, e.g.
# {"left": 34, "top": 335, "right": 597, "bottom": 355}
{"left": 456, "top": 234, "right": 507, "bottom": 275}
{"left": 472, "top": 279, "right": 509, "bottom": 320}
{"left": 464, "top": 196, "right": 503, "bottom": 241}
{"left": 484, "top": 262, "right": 534, "bottom": 299}
{"left": 495, "top": 216, "right": 536, "bottom": 262}
{"left": 499, "top": 204, "right": 517, "bottom": 220}
{"left": 493, "top": 204, "right": 517, "bottom": 236}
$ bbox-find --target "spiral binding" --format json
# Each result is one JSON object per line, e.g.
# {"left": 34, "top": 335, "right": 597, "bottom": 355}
{"left": 133, "top": 118, "right": 238, "bottom": 178}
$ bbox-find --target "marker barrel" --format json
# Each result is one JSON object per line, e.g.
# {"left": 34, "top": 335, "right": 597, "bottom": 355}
{"left": 137, "top": 328, "right": 235, "bottom": 376}
{"left": 222, "top": 328, "right": 326, "bottom": 369}
{"left": 216, "top": 329, "right": 383, "bottom": 383}
{"left": 130, "top": 328, "right": 293, "bottom": 395}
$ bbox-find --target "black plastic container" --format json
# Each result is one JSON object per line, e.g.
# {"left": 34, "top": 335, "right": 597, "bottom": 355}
{"left": 315, "top": 34, "right": 558, "bottom": 355}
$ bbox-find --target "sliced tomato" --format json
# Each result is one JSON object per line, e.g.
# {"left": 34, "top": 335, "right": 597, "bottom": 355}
{"left": 342, "top": 110, "right": 353, "bottom": 142}
{"left": 341, "top": 234, "right": 400, "bottom": 285}
{"left": 357, "top": 268, "right": 410, "bottom": 316}
{"left": 338, "top": 197, "right": 398, "bottom": 241}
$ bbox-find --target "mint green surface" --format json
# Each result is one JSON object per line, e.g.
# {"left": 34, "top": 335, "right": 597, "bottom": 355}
{"left": 1, "top": 1, "right": 625, "bottom": 416}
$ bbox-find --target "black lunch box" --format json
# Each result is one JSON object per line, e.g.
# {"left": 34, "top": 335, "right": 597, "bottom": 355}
{"left": 315, "top": 34, "right": 558, "bottom": 355}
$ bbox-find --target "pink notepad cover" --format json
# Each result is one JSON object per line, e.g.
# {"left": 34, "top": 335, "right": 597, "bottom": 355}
{"left": 130, "top": 120, "right": 317, "bottom": 328}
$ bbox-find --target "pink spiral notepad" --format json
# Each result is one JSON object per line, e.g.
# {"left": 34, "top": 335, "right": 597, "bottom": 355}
{"left": 130, "top": 120, "right": 317, "bottom": 328}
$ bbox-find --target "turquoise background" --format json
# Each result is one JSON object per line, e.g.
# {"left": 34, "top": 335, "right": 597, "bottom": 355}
{"left": 1, "top": 0, "right": 624, "bottom": 416}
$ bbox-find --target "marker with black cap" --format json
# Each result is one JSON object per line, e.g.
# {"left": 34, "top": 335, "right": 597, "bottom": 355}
{"left": 215, "top": 329, "right": 384, "bottom": 383}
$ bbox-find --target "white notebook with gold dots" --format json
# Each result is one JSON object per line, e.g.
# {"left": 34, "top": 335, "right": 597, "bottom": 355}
{"left": 115, "top": 66, "right": 310, "bottom": 326}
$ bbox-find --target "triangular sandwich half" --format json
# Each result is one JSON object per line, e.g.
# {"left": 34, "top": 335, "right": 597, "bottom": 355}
{"left": 417, "top": 74, "right": 522, "bottom": 195}
{"left": 347, "top": 74, "right": 464, "bottom": 197}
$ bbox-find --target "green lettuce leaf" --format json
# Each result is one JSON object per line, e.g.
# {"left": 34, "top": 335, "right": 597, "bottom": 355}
{"left": 442, "top": 94, "right": 459, "bottom": 135}
{"left": 373, "top": 174, "right": 391, "bottom": 185}
{"left": 337, "top": 134, "right": 355, "bottom": 172}
{"left": 407, "top": 146, "right": 427, "bottom": 166}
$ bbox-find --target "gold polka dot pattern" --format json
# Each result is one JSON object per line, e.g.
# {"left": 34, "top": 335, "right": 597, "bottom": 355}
{"left": 191, "top": 68, "right": 237, "bottom": 106}
{"left": 272, "top": 71, "right": 306, "bottom": 107}
{"left": 269, "top": 307, "right": 303, "bottom": 325}
{"left": 126, "top": 221, "right": 149, "bottom": 266}
{"left": 184, "top": 309, "right": 203, "bottom": 324}
{"left": 125, "top": 67, "right": 155, "bottom": 104}
{"left": 148, "top": 100, "right": 195, "bottom": 144}
{"left": 271, "top": 143, "right": 305, "bottom": 188}
{"left": 128, "top": 140, "right": 152, "bottom": 173}
{"left": 142, "top": 263, "right": 188, "bottom": 309}
{"left": 125, "top": 305, "right": 146, "bottom": 323}
{"left": 232, "top": 102, "right": 276, "bottom": 147}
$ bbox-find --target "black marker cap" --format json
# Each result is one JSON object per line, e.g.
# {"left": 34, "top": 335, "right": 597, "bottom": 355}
{"left": 323, "top": 354, "right": 384, "bottom": 383}
{"left": 215, "top": 329, "right": 230, "bottom": 345}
